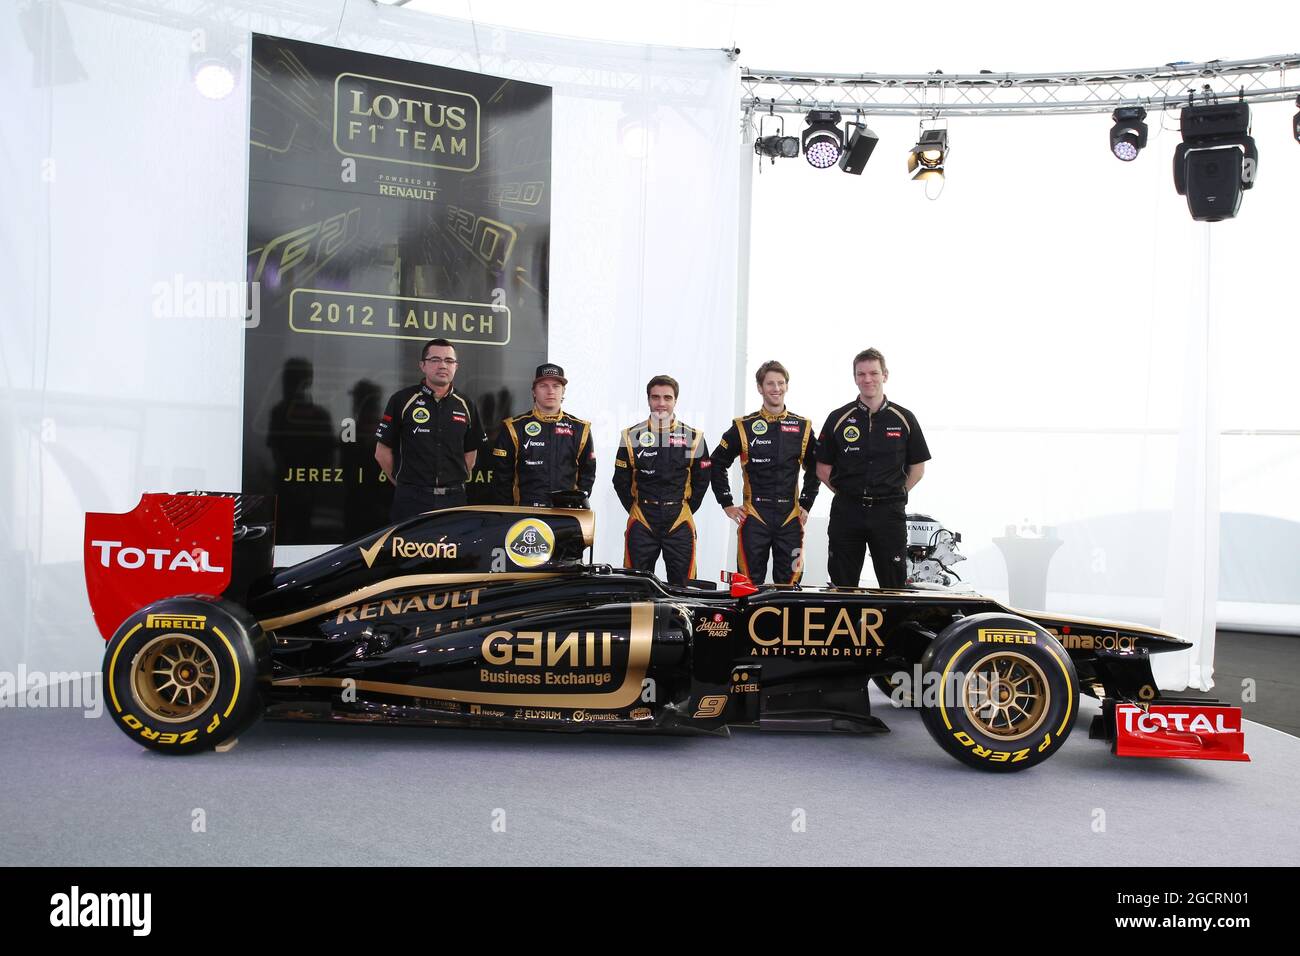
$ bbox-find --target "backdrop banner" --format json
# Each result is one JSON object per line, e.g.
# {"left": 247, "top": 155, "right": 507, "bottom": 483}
{"left": 244, "top": 34, "right": 552, "bottom": 544}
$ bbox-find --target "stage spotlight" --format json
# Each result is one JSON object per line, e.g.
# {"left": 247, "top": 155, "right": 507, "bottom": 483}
{"left": 1172, "top": 101, "right": 1257, "bottom": 222}
{"left": 838, "top": 122, "right": 879, "bottom": 175}
{"left": 755, "top": 134, "right": 800, "bottom": 160}
{"left": 189, "top": 27, "right": 240, "bottom": 100}
{"left": 193, "top": 59, "right": 236, "bottom": 99}
{"left": 907, "top": 128, "right": 947, "bottom": 179}
{"left": 1110, "top": 106, "right": 1148, "bottom": 161}
{"left": 754, "top": 113, "right": 799, "bottom": 164}
{"left": 802, "top": 110, "right": 844, "bottom": 168}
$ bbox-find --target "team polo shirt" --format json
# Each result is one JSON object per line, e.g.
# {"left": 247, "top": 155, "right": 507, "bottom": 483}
{"left": 816, "top": 396, "right": 930, "bottom": 496}
{"left": 376, "top": 383, "right": 486, "bottom": 487}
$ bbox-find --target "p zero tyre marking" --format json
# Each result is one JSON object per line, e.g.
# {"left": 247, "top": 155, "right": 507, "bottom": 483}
{"left": 108, "top": 623, "right": 143, "bottom": 714}
{"left": 1050, "top": 645, "right": 1074, "bottom": 736}
{"left": 211, "top": 626, "right": 241, "bottom": 719}
{"left": 938, "top": 639, "right": 973, "bottom": 731}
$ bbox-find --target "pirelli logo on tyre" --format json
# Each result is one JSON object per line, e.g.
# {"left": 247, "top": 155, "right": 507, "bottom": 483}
{"left": 144, "top": 613, "right": 206, "bottom": 631}
{"left": 977, "top": 628, "right": 1037, "bottom": 645}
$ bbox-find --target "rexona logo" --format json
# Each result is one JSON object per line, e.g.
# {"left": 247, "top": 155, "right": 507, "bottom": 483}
{"left": 49, "top": 886, "right": 151, "bottom": 936}
{"left": 505, "top": 518, "right": 554, "bottom": 568}
{"left": 359, "top": 528, "right": 459, "bottom": 568}
{"left": 90, "top": 541, "right": 224, "bottom": 573}
{"left": 978, "top": 628, "right": 1038, "bottom": 645}
{"left": 334, "top": 73, "right": 480, "bottom": 172}
{"left": 392, "top": 536, "right": 458, "bottom": 560}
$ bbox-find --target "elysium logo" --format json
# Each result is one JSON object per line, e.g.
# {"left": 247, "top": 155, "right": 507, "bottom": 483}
{"left": 50, "top": 886, "right": 151, "bottom": 936}
{"left": 335, "top": 73, "right": 480, "bottom": 172}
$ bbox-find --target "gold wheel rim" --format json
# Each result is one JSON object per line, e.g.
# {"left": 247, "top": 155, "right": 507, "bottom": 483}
{"left": 961, "top": 651, "right": 1049, "bottom": 742}
{"left": 130, "top": 634, "right": 221, "bottom": 724}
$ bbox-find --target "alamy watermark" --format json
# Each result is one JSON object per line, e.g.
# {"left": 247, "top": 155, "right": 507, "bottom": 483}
{"left": 151, "top": 273, "right": 261, "bottom": 328}
{"left": 0, "top": 667, "right": 102, "bottom": 718}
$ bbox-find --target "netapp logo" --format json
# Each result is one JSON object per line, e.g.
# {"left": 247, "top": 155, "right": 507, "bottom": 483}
{"left": 50, "top": 886, "right": 151, "bottom": 936}
{"left": 334, "top": 73, "right": 480, "bottom": 172}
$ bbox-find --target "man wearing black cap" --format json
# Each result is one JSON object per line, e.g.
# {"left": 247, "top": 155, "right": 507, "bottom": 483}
{"left": 375, "top": 338, "right": 487, "bottom": 522}
{"left": 490, "top": 363, "right": 597, "bottom": 507}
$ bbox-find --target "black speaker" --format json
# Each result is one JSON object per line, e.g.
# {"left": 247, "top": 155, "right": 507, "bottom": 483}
{"left": 838, "top": 123, "right": 879, "bottom": 175}
{"left": 1182, "top": 147, "right": 1243, "bottom": 222}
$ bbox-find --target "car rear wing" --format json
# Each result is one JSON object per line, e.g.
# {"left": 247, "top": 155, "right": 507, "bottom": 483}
{"left": 84, "top": 492, "right": 276, "bottom": 640}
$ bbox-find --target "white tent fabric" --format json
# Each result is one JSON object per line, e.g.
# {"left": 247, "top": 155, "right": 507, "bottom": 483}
{"left": 0, "top": 0, "right": 741, "bottom": 676}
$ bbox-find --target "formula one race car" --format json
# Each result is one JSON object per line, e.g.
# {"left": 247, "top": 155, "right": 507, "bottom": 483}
{"left": 83, "top": 493, "right": 1249, "bottom": 771}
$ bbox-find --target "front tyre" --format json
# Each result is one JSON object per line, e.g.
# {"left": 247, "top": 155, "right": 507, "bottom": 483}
{"left": 919, "top": 613, "right": 1078, "bottom": 772}
{"left": 102, "top": 595, "right": 269, "bottom": 753}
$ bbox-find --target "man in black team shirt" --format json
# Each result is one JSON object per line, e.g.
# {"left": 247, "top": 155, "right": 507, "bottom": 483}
{"left": 490, "top": 364, "right": 597, "bottom": 507}
{"left": 612, "top": 375, "right": 711, "bottom": 585}
{"left": 375, "top": 338, "right": 487, "bottom": 522}
{"left": 710, "top": 360, "right": 819, "bottom": 584}
{"left": 816, "top": 347, "right": 930, "bottom": 589}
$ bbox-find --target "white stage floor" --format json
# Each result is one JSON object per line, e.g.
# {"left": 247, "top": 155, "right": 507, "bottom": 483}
{"left": 2, "top": 684, "right": 1295, "bottom": 867}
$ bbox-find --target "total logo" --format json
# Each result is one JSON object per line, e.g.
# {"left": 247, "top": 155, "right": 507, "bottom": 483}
{"left": 1119, "top": 705, "right": 1239, "bottom": 735}
{"left": 91, "top": 540, "right": 225, "bottom": 573}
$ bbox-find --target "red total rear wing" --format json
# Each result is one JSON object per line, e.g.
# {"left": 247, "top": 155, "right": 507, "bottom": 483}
{"left": 84, "top": 493, "right": 275, "bottom": 640}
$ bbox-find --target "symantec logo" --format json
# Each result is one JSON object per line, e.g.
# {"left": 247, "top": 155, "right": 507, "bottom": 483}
{"left": 49, "top": 886, "right": 151, "bottom": 936}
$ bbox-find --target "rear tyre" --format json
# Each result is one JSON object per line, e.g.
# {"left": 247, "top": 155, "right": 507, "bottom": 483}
{"left": 102, "top": 595, "right": 268, "bottom": 753}
{"left": 919, "top": 613, "right": 1077, "bottom": 772}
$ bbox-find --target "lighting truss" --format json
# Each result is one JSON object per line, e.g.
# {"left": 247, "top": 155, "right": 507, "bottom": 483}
{"left": 742, "top": 55, "right": 1300, "bottom": 118}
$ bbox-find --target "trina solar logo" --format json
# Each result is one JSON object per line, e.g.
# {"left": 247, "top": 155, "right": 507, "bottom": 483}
{"left": 505, "top": 518, "right": 554, "bottom": 568}
{"left": 334, "top": 73, "right": 480, "bottom": 172}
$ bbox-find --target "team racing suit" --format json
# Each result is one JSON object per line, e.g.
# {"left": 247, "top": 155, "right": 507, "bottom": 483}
{"left": 710, "top": 408, "right": 819, "bottom": 584}
{"left": 490, "top": 409, "right": 597, "bottom": 506}
{"left": 612, "top": 418, "right": 710, "bottom": 584}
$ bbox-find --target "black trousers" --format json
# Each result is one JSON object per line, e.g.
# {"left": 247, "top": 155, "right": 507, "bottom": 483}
{"left": 624, "top": 505, "right": 697, "bottom": 585}
{"left": 827, "top": 494, "right": 907, "bottom": 589}
{"left": 390, "top": 484, "right": 467, "bottom": 523}
{"left": 737, "top": 501, "right": 805, "bottom": 585}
